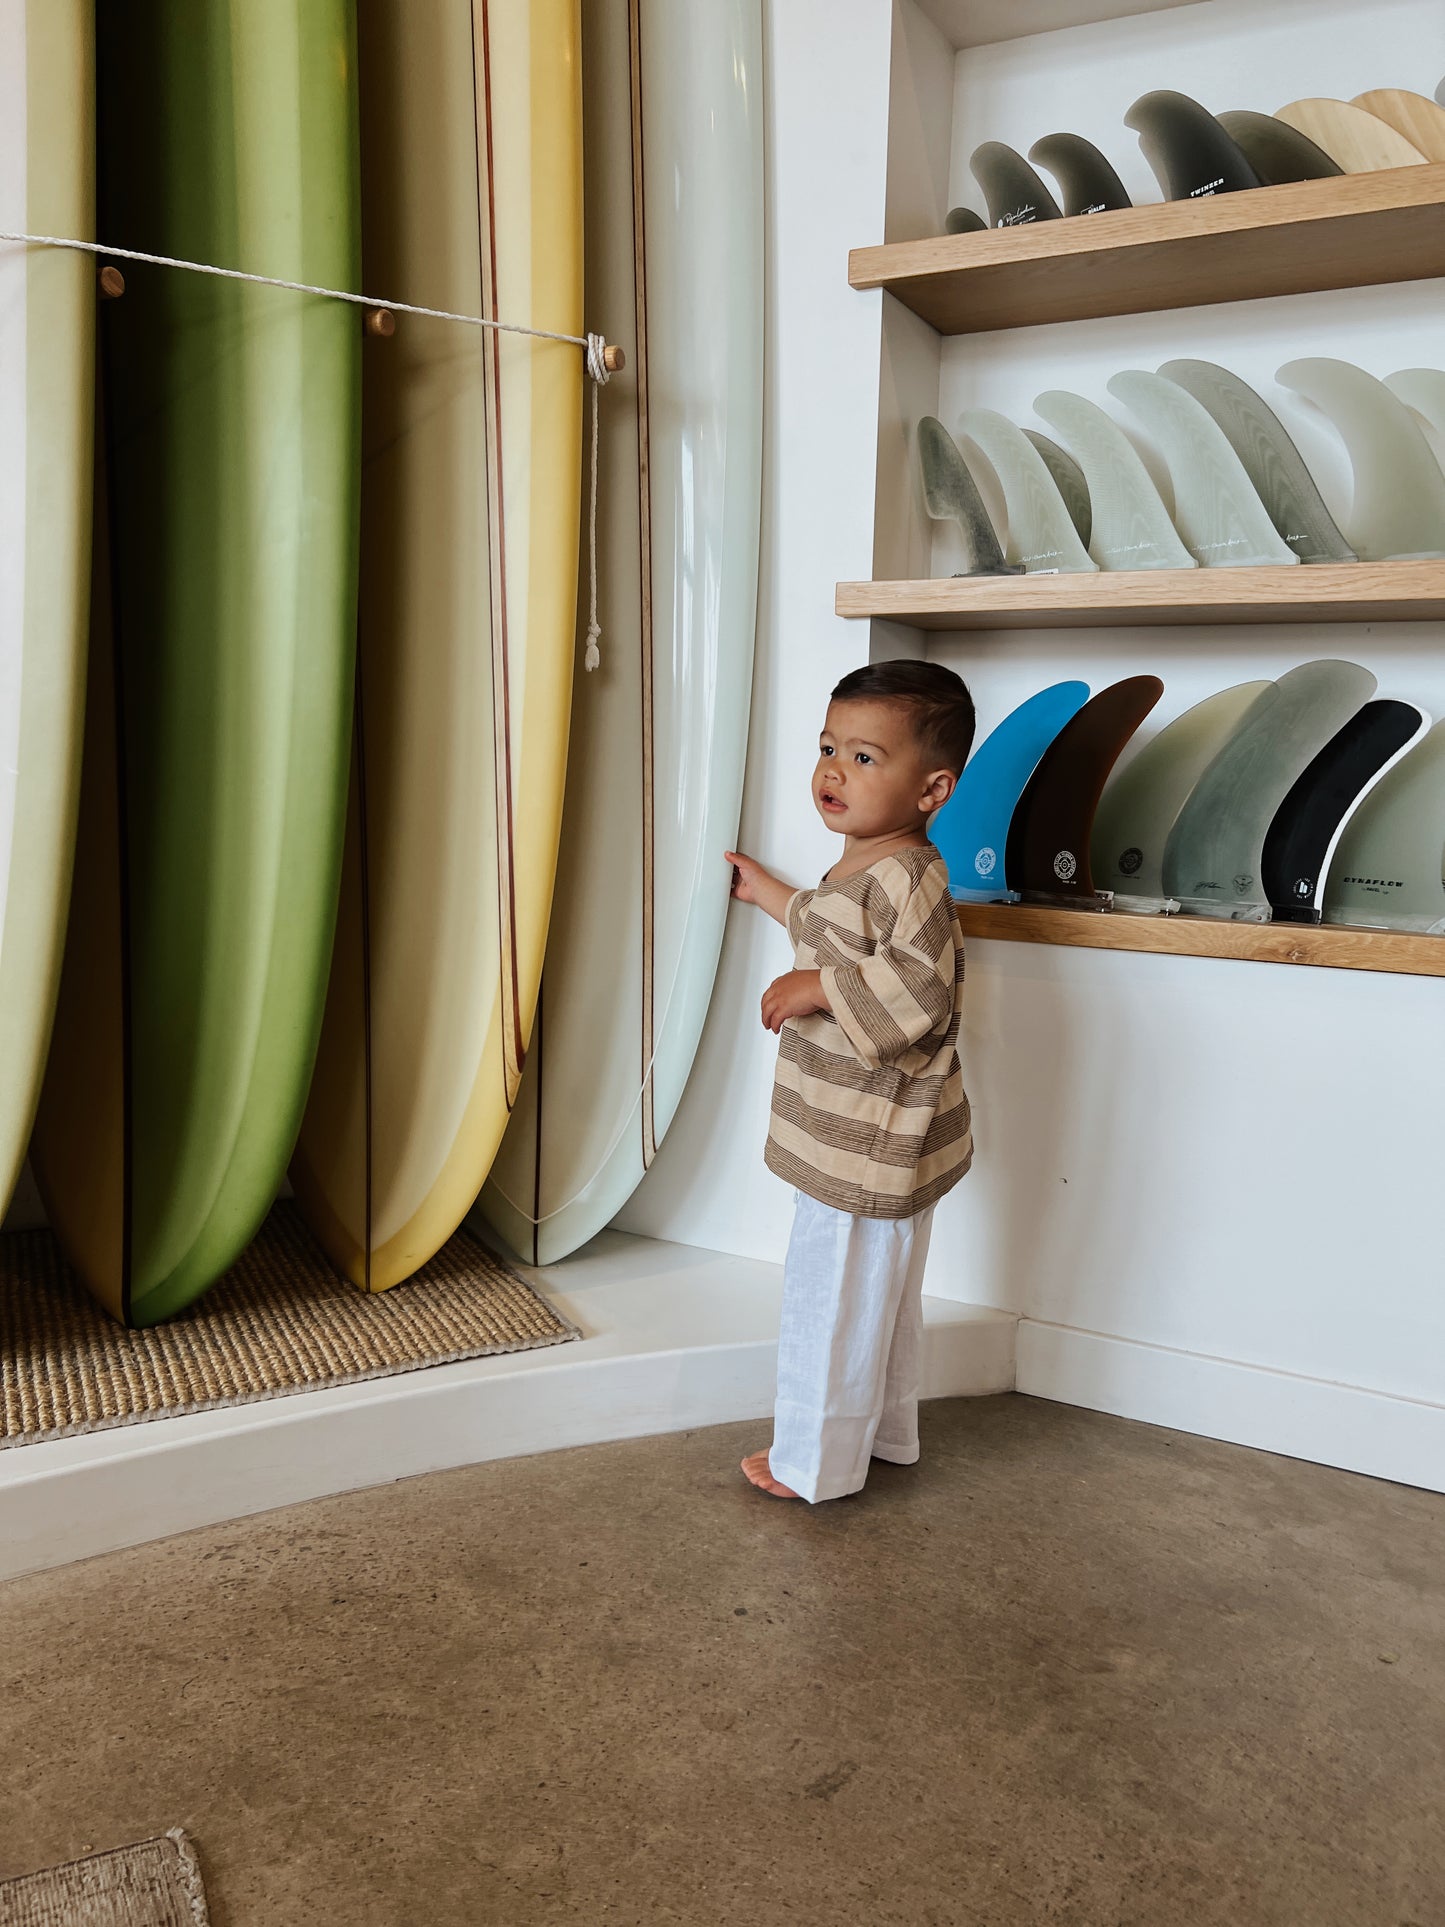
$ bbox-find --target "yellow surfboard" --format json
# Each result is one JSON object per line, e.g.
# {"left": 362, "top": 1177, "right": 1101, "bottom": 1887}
{"left": 291, "top": 0, "right": 584, "bottom": 1290}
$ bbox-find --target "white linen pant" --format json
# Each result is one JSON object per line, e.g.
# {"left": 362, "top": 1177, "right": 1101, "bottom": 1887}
{"left": 768, "top": 1192, "right": 935, "bottom": 1504}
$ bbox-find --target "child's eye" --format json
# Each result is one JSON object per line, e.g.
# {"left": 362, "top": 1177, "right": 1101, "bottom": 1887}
{"left": 820, "top": 745, "right": 834, "bottom": 757}
{"left": 855, "top": 753, "right": 872, "bottom": 765}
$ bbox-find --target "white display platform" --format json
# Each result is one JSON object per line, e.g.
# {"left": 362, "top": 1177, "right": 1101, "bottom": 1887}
{"left": 0, "top": 1230, "right": 1017, "bottom": 1581}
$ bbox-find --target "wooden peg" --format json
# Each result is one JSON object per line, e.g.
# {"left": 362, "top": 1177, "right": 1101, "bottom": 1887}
{"left": 364, "top": 307, "right": 396, "bottom": 338}
{"left": 602, "top": 342, "right": 626, "bottom": 374}
{"left": 98, "top": 264, "right": 126, "bottom": 300}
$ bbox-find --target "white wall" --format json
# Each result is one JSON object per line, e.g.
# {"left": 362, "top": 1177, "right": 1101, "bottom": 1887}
{"left": 623, "top": 0, "right": 1445, "bottom": 1489}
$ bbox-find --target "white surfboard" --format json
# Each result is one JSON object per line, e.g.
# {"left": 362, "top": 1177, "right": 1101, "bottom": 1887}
{"left": 477, "top": 0, "right": 764, "bottom": 1265}
{"left": 0, "top": 0, "right": 93, "bottom": 1220}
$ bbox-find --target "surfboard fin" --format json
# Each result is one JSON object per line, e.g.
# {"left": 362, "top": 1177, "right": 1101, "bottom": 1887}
{"left": 1159, "top": 358, "right": 1355, "bottom": 564}
{"left": 1107, "top": 369, "right": 1297, "bottom": 567}
{"left": 931, "top": 682, "right": 1091, "bottom": 902}
{"left": 1274, "top": 98, "right": 1427, "bottom": 171}
{"left": 1262, "top": 700, "right": 1430, "bottom": 922}
{"left": 1092, "top": 681, "right": 1275, "bottom": 912}
{"left": 1033, "top": 389, "right": 1195, "bottom": 571}
{"left": 917, "top": 417, "right": 1023, "bottom": 576}
{"left": 1323, "top": 719, "right": 1445, "bottom": 931}
{"left": 944, "top": 206, "right": 986, "bottom": 235}
{"left": 958, "top": 408, "right": 1097, "bottom": 574}
{"left": 1215, "top": 110, "right": 1343, "bottom": 183}
{"left": 1384, "top": 368, "right": 1445, "bottom": 464}
{"left": 969, "top": 142, "right": 1062, "bottom": 227}
{"left": 1006, "top": 677, "right": 1164, "bottom": 907}
{"left": 1277, "top": 358, "right": 1445, "bottom": 561}
{"left": 1024, "top": 431, "right": 1092, "bottom": 549}
{"left": 1027, "top": 132, "right": 1132, "bottom": 216}
{"left": 1163, "top": 659, "right": 1376, "bottom": 920}
{"left": 1124, "top": 90, "right": 1261, "bottom": 200}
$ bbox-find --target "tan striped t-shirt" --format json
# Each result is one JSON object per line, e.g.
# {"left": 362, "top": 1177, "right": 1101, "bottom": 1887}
{"left": 765, "top": 844, "right": 972, "bottom": 1220}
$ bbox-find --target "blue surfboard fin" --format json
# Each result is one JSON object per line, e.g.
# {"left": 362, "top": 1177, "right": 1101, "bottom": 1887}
{"left": 930, "top": 682, "right": 1091, "bottom": 901}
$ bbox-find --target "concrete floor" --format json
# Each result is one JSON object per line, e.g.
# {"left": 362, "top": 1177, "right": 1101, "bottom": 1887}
{"left": 2, "top": 1396, "right": 1442, "bottom": 1926}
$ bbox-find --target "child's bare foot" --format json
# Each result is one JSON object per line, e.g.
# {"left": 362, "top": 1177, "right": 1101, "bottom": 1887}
{"left": 741, "top": 1449, "right": 803, "bottom": 1499}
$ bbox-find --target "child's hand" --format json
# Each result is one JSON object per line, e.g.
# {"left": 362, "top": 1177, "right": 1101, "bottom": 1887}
{"left": 725, "top": 850, "right": 771, "bottom": 905}
{"left": 760, "top": 969, "right": 830, "bottom": 1033}
{"left": 724, "top": 851, "right": 797, "bottom": 927}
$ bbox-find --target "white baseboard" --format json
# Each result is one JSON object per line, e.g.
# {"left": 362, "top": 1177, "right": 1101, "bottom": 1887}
{"left": 1017, "top": 1319, "right": 1445, "bottom": 1493}
{"left": 0, "top": 1231, "right": 1017, "bottom": 1582}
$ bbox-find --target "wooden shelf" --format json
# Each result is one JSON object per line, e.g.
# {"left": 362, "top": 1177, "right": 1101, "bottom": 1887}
{"left": 849, "top": 163, "right": 1445, "bottom": 334}
{"left": 954, "top": 902, "right": 1445, "bottom": 978}
{"left": 835, "top": 562, "right": 1445, "bottom": 630}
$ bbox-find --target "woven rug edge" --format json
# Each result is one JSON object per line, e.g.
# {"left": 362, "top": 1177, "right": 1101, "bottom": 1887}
{"left": 0, "top": 1316, "right": 583, "bottom": 1452}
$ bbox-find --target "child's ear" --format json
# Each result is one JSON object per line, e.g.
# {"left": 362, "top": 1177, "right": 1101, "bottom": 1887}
{"left": 922, "top": 767, "right": 956, "bottom": 814}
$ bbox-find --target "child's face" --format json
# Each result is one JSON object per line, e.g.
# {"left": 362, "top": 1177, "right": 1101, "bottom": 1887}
{"left": 812, "top": 698, "right": 955, "bottom": 840}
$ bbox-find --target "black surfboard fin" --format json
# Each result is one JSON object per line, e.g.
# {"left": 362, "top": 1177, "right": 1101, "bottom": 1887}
{"left": 1216, "top": 110, "right": 1343, "bottom": 183}
{"left": 1006, "top": 676, "right": 1165, "bottom": 904}
{"left": 1262, "top": 699, "right": 1428, "bottom": 921}
{"left": 1028, "top": 132, "right": 1133, "bottom": 216}
{"left": 1124, "top": 90, "right": 1262, "bottom": 200}
{"left": 970, "top": 142, "right": 1063, "bottom": 227}
{"left": 944, "top": 206, "right": 987, "bottom": 235}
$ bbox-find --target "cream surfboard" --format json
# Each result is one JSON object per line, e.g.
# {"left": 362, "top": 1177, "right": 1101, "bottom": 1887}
{"left": 32, "top": 0, "right": 361, "bottom": 1325}
{"left": 0, "top": 1, "right": 93, "bottom": 1224}
{"left": 291, "top": 0, "right": 584, "bottom": 1291}
{"left": 477, "top": 0, "right": 765, "bottom": 1265}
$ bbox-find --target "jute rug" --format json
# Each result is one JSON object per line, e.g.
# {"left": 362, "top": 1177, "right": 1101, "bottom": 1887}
{"left": 0, "top": 1202, "right": 579, "bottom": 1447}
{"left": 0, "top": 1829, "right": 208, "bottom": 1926}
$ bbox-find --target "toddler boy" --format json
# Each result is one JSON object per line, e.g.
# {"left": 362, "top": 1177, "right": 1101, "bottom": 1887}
{"left": 725, "top": 659, "right": 975, "bottom": 1503}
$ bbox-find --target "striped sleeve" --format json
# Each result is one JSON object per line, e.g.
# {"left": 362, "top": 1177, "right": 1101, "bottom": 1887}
{"left": 819, "top": 859, "right": 956, "bottom": 1070}
{"left": 786, "top": 887, "right": 816, "bottom": 950}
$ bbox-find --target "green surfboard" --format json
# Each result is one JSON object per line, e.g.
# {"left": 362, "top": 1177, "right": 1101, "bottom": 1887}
{"left": 32, "top": 1, "right": 361, "bottom": 1324}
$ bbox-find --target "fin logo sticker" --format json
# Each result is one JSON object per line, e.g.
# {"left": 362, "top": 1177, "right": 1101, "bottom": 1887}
{"left": 974, "top": 846, "right": 998, "bottom": 879}
{"left": 1293, "top": 876, "right": 1313, "bottom": 899}
{"left": 1232, "top": 874, "right": 1254, "bottom": 894}
{"left": 1053, "top": 849, "right": 1078, "bottom": 883}
{"left": 1118, "top": 847, "right": 1143, "bottom": 877}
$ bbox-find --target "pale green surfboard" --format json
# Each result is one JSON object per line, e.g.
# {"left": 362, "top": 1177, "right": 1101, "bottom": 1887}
{"left": 0, "top": 5, "right": 94, "bottom": 1225}
{"left": 32, "top": 1, "right": 361, "bottom": 1324}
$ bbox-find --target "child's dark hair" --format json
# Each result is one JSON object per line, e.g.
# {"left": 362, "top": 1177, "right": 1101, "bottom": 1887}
{"left": 830, "top": 660, "right": 975, "bottom": 774}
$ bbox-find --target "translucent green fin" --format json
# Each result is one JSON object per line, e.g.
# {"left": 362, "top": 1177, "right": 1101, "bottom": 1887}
{"left": 1024, "top": 431, "right": 1091, "bottom": 548}
{"left": 1109, "top": 369, "right": 1297, "bottom": 566}
{"left": 917, "top": 416, "right": 1022, "bottom": 576}
{"left": 958, "top": 408, "right": 1097, "bottom": 573}
{"left": 1323, "top": 719, "right": 1445, "bottom": 931}
{"left": 1092, "top": 681, "right": 1274, "bottom": 908}
{"left": 1277, "top": 357, "right": 1445, "bottom": 561}
{"left": 1160, "top": 358, "right": 1355, "bottom": 564}
{"left": 1033, "top": 389, "right": 1195, "bottom": 571}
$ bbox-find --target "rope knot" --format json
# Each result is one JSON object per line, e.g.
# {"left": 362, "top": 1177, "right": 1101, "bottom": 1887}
{"left": 586, "top": 332, "right": 612, "bottom": 387}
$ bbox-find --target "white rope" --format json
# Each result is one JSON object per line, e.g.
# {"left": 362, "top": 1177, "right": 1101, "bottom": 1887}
{"left": 0, "top": 228, "right": 615, "bottom": 673}
{"left": 0, "top": 229, "right": 591, "bottom": 347}
{"left": 583, "top": 333, "right": 612, "bottom": 671}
